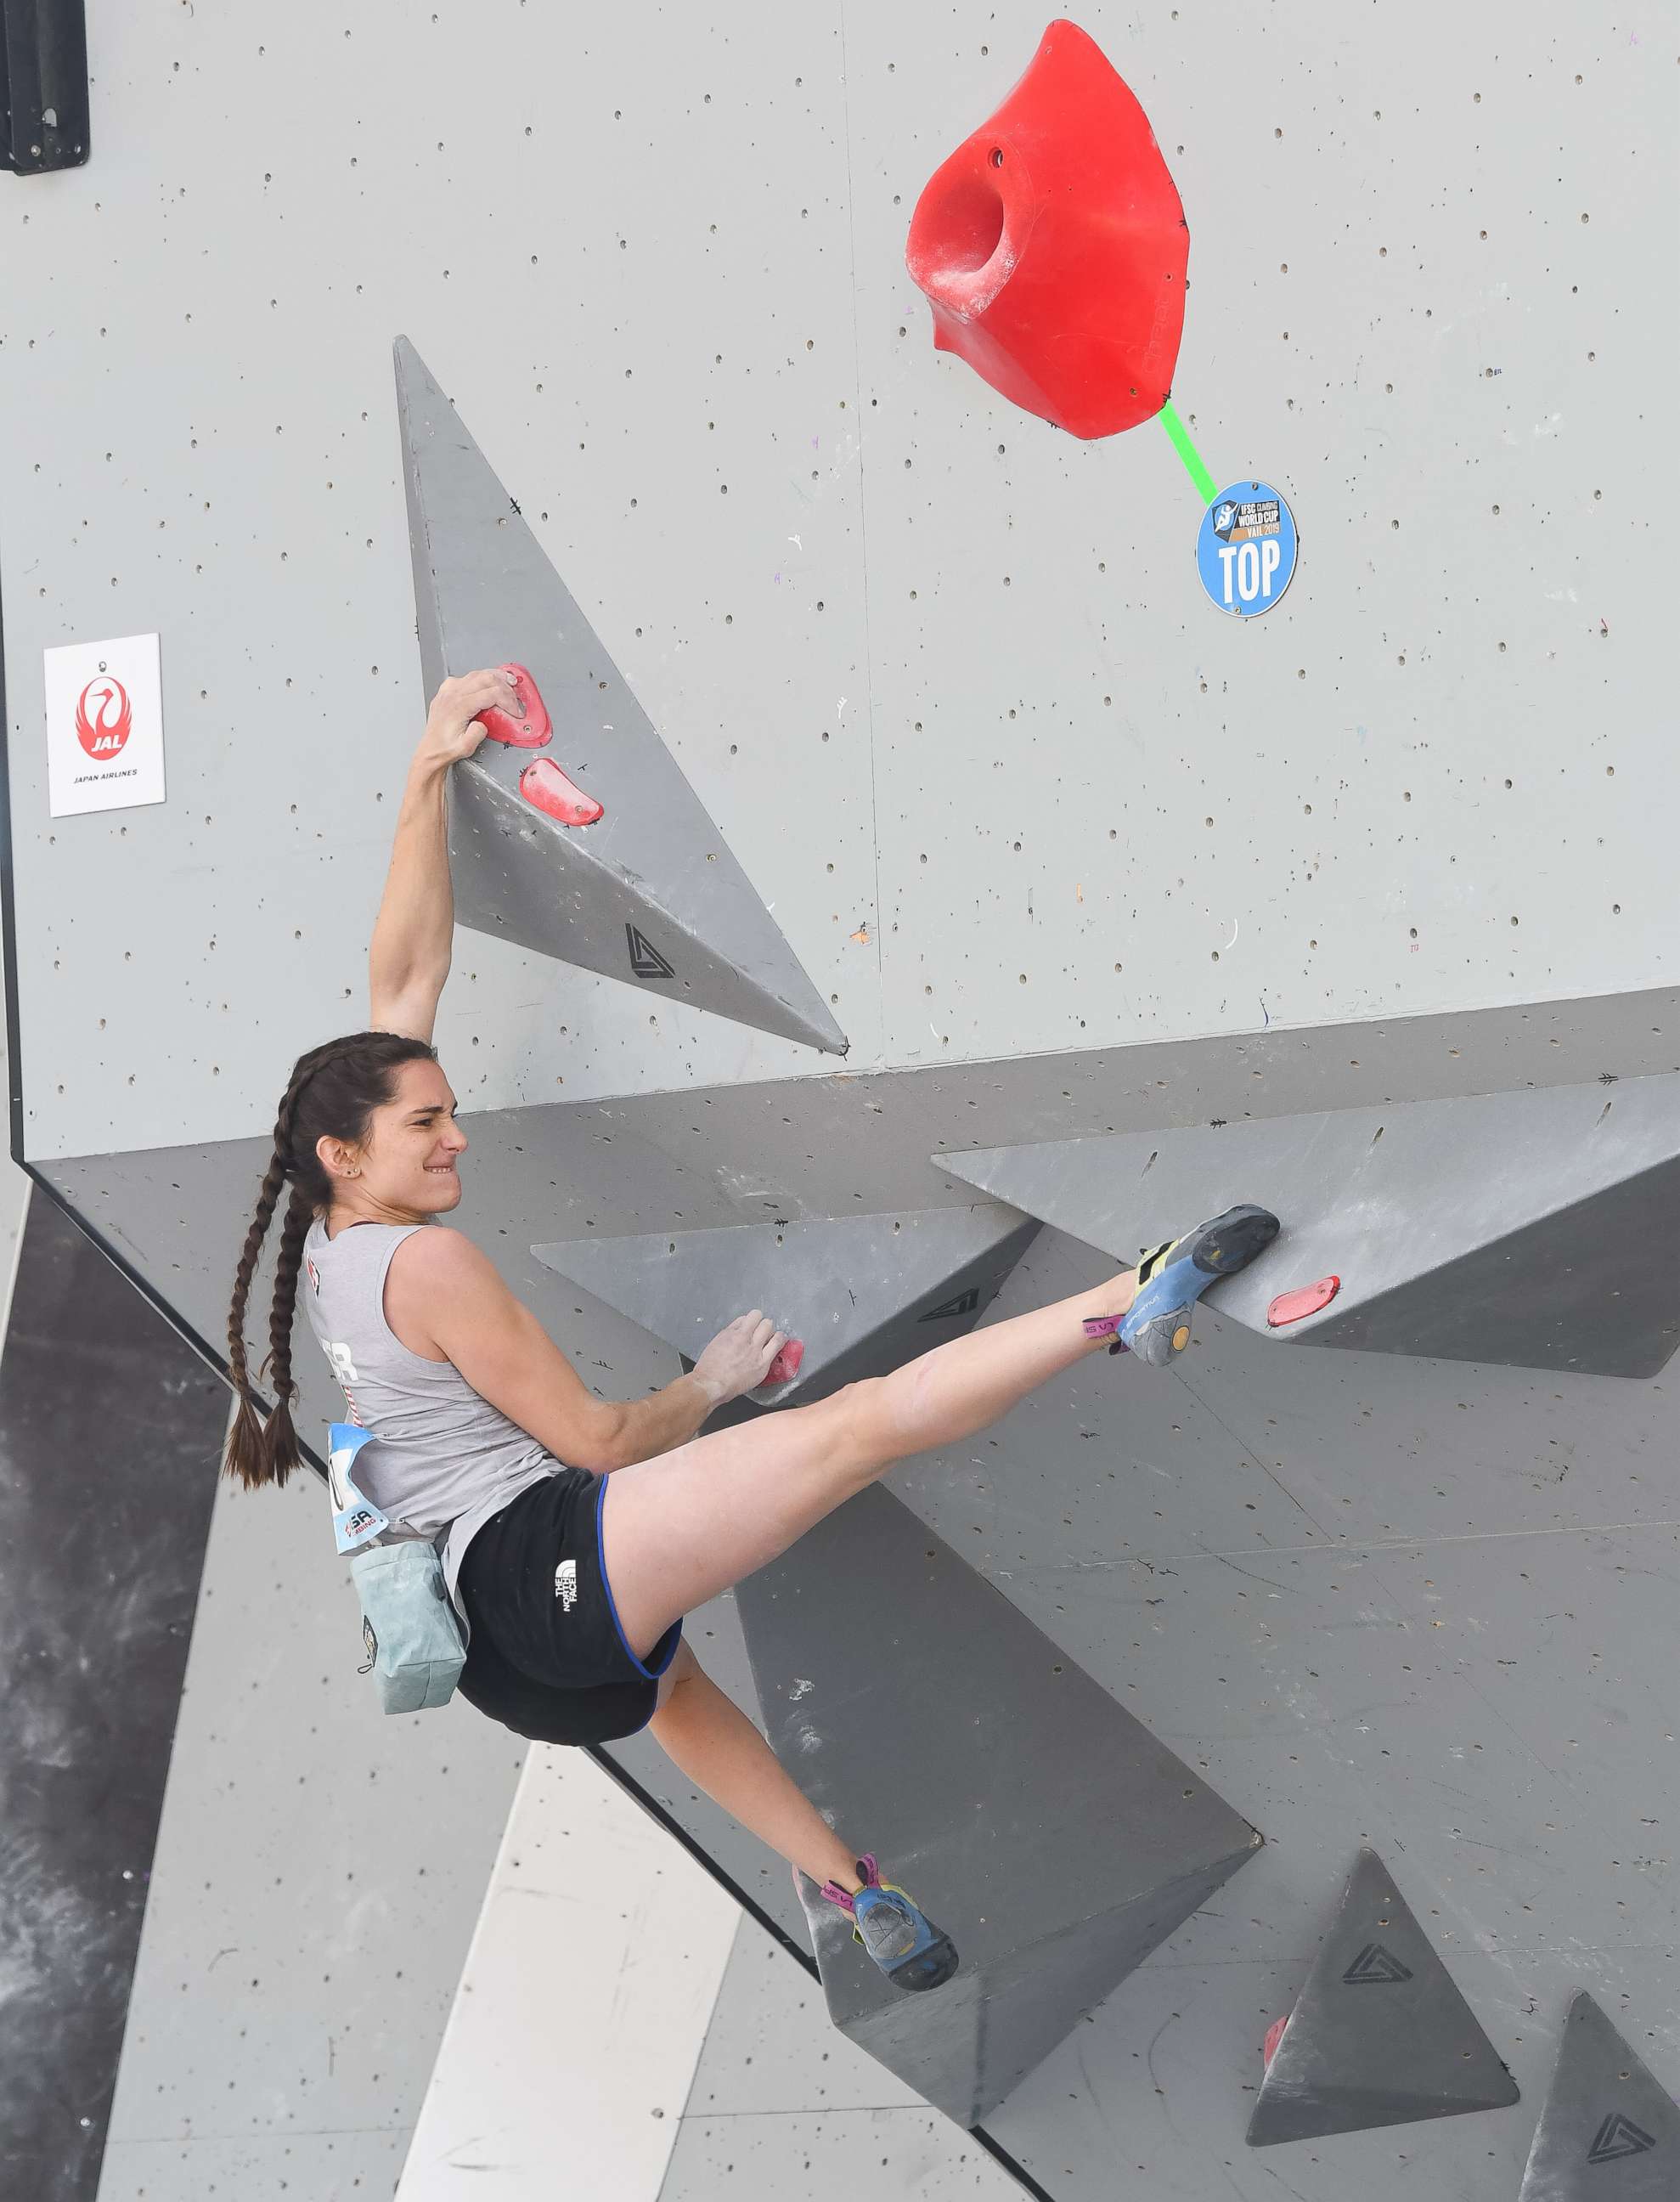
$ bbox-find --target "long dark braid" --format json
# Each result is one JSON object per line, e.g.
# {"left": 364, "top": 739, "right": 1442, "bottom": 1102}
{"left": 224, "top": 1150, "right": 289, "bottom": 1489}
{"left": 223, "top": 1030, "right": 437, "bottom": 1490}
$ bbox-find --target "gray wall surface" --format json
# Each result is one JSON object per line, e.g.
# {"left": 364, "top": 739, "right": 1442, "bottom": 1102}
{"left": 660, "top": 1919, "right": 1021, "bottom": 2202}
{"left": 2, "top": 2, "right": 1672, "bottom": 1166}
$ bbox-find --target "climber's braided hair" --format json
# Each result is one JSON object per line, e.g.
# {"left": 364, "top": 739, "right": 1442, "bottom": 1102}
{"left": 223, "top": 1030, "right": 437, "bottom": 1490}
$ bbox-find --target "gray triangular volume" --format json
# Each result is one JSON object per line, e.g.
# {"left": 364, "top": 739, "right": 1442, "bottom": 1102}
{"left": 1519, "top": 1993, "right": 1679, "bottom": 2200}
{"left": 1246, "top": 1847, "right": 1518, "bottom": 2147}
{"left": 393, "top": 336, "right": 847, "bottom": 1057}
{"left": 533, "top": 1205, "right": 1040, "bottom": 1404}
{"left": 748, "top": 1482, "right": 1261, "bottom": 2124}
{"left": 940, "top": 1070, "right": 1680, "bottom": 1377}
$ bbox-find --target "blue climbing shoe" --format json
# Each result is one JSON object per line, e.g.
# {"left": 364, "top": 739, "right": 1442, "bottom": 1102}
{"left": 818, "top": 1855, "right": 959, "bottom": 1993}
{"left": 1118, "top": 1203, "right": 1281, "bottom": 1367}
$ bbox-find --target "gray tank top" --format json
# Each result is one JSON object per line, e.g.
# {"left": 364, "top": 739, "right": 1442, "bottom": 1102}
{"left": 300, "top": 1216, "right": 562, "bottom": 1622}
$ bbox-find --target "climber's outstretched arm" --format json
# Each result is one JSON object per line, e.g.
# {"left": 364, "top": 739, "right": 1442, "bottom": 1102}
{"left": 369, "top": 668, "right": 520, "bottom": 1042}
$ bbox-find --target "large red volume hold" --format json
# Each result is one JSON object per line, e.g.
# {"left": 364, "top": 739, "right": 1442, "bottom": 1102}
{"left": 905, "top": 20, "right": 1187, "bottom": 440}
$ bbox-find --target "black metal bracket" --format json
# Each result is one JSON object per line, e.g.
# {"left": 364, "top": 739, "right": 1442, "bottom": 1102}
{"left": 2, "top": 0, "right": 89, "bottom": 174}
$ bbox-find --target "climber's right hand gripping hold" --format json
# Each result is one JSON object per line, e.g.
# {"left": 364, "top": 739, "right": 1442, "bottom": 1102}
{"left": 419, "top": 665, "right": 523, "bottom": 769}
{"left": 691, "top": 1310, "right": 789, "bottom": 1406}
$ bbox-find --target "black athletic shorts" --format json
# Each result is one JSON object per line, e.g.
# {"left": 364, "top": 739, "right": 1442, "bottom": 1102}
{"left": 454, "top": 1466, "right": 682, "bottom": 1747}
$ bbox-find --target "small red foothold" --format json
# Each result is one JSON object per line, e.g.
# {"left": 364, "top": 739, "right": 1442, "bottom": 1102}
{"left": 1266, "top": 1276, "right": 1341, "bottom": 1329}
{"left": 519, "top": 757, "right": 603, "bottom": 827}
{"left": 479, "top": 663, "right": 552, "bottom": 748}
{"left": 1262, "top": 2013, "right": 1290, "bottom": 2068}
{"left": 764, "top": 1340, "right": 805, "bottom": 1386}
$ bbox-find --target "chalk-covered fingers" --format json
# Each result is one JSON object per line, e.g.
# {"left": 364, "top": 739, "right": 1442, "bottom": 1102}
{"left": 421, "top": 666, "right": 523, "bottom": 765}
{"left": 692, "top": 1308, "right": 789, "bottom": 1405}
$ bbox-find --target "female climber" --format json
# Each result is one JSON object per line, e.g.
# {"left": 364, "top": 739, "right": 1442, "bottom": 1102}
{"left": 222, "top": 667, "right": 1278, "bottom": 1995}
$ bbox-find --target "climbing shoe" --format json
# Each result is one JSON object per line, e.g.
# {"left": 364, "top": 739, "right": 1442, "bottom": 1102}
{"left": 1117, "top": 1203, "right": 1281, "bottom": 1367}
{"left": 816, "top": 1855, "right": 959, "bottom": 1993}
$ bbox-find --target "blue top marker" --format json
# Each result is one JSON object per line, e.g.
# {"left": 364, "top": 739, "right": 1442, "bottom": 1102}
{"left": 1196, "top": 482, "right": 1298, "bottom": 618}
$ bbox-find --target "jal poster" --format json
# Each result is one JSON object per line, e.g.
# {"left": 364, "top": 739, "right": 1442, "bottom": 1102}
{"left": 43, "top": 632, "right": 166, "bottom": 818}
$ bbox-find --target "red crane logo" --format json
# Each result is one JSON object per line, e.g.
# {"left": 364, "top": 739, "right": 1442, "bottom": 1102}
{"left": 75, "top": 675, "right": 132, "bottom": 759}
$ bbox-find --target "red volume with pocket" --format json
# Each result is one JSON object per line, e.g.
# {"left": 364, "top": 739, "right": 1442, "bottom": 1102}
{"left": 905, "top": 20, "right": 1187, "bottom": 439}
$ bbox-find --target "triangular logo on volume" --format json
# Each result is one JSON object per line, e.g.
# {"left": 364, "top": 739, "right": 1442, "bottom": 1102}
{"left": 626, "top": 924, "right": 675, "bottom": 980}
{"left": 1587, "top": 2110, "right": 1656, "bottom": 2164}
{"left": 919, "top": 1287, "right": 981, "bottom": 1322}
{"left": 1342, "top": 1942, "right": 1414, "bottom": 1986}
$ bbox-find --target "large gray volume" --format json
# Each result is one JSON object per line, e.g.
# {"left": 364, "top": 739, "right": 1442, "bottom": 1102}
{"left": 736, "top": 1481, "right": 1263, "bottom": 2126}
{"left": 1247, "top": 1846, "right": 1519, "bottom": 2147}
{"left": 394, "top": 336, "right": 847, "bottom": 1056}
{"left": 1518, "top": 1992, "right": 1679, "bottom": 2200}
{"left": 944, "top": 1071, "right": 1680, "bottom": 1377}
{"left": 533, "top": 1205, "right": 1041, "bottom": 1406}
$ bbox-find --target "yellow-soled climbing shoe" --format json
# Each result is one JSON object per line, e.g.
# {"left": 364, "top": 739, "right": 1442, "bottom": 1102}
{"left": 1116, "top": 1204, "right": 1281, "bottom": 1367}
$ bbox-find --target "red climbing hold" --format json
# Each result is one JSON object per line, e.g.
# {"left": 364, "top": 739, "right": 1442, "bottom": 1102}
{"left": 519, "top": 757, "right": 603, "bottom": 827}
{"left": 763, "top": 1339, "right": 805, "bottom": 1386}
{"left": 905, "top": 19, "right": 1187, "bottom": 440}
{"left": 1266, "top": 1276, "right": 1341, "bottom": 1329}
{"left": 1262, "top": 2013, "right": 1290, "bottom": 2068}
{"left": 478, "top": 663, "right": 552, "bottom": 748}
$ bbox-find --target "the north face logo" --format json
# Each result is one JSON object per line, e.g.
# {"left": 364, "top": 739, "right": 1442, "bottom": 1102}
{"left": 1587, "top": 2111, "right": 1656, "bottom": 2164}
{"left": 1341, "top": 1944, "right": 1413, "bottom": 1985}
{"left": 554, "top": 1558, "right": 578, "bottom": 1612}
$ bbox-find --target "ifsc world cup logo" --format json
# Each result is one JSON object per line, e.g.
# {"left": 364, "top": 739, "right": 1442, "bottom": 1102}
{"left": 75, "top": 674, "right": 133, "bottom": 760}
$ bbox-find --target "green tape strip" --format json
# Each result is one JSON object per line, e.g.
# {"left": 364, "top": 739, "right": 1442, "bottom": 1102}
{"left": 1159, "top": 401, "right": 1218, "bottom": 507}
